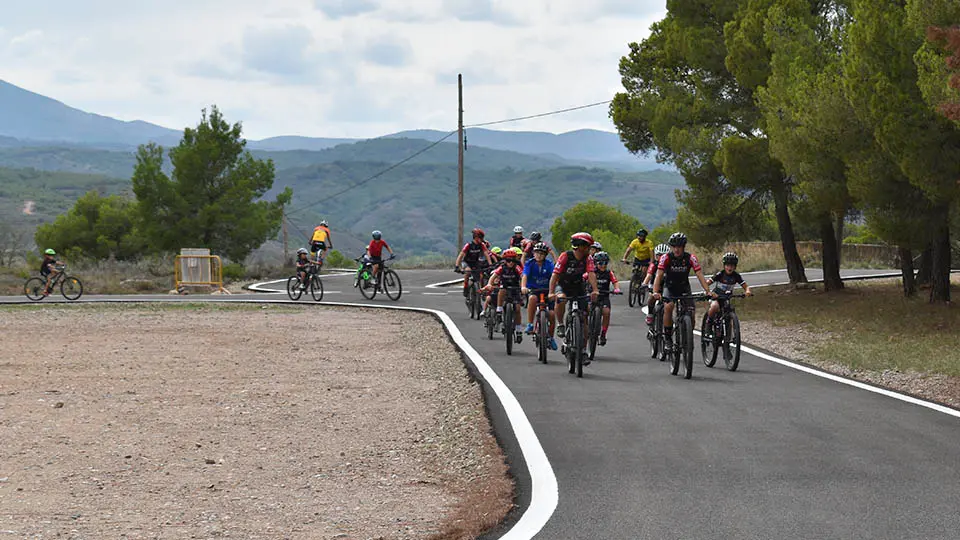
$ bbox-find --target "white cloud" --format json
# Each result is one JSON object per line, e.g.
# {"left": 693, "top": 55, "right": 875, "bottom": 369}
{"left": 0, "top": 0, "right": 666, "bottom": 139}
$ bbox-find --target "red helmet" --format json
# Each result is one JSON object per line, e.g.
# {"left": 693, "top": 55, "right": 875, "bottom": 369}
{"left": 502, "top": 249, "right": 518, "bottom": 260}
{"left": 570, "top": 232, "right": 593, "bottom": 247}
{"left": 472, "top": 228, "right": 485, "bottom": 239}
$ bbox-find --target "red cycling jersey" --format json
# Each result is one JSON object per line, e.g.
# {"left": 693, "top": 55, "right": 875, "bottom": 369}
{"left": 368, "top": 239, "right": 390, "bottom": 257}
{"left": 553, "top": 251, "right": 596, "bottom": 276}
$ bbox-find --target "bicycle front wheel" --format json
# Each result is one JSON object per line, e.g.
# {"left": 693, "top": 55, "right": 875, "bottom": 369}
{"left": 725, "top": 312, "right": 742, "bottom": 371}
{"left": 681, "top": 313, "right": 694, "bottom": 379}
{"left": 628, "top": 281, "right": 638, "bottom": 307}
{"left": 587, "top": 306, "right": 600, "bottom": 361}
{"left": 504, "top": 302, "right": 514, "bottom": 355}
{"left": 310, "top": 275, "right": 324, "bottom": 302}
{"left": 537, "top": 309, "right": 548, "bottom": 363}
{"left": 286, "top": 276, "right": 303, "bottom": 301}
{"left": 383, "top": 270, "right": 402, "bottom": 301}
{"left": 24, "top": 277, "right": 46, "bottom": 301}
{"left": 60, "top": 276, "right": 83, "bottom": 300}
{"left": 701, "top": 312, "right": 717, "bottom": 368}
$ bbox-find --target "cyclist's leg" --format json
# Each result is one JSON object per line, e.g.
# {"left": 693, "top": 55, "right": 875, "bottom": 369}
{"left": 526, "top": 294, "right": 537, "bottom": 324}
{"left": 496, "top": 288, "right": 506, "bottom": 312}
{"left": 708, "top": 299, "right": 720, "bottom": 321}
{"left": 555, "top": 291, "right": 567, "bottom": 335}
{"left": 602, "top": 303, "right": 611, "bottom": 335}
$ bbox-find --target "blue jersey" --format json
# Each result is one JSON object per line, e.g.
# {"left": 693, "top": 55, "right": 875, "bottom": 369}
{"left": 523, "top": 258, "right": 554, "bottom": 290}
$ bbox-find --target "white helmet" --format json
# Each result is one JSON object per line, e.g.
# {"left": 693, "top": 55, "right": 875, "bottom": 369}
{"left": 513, "top": 226, "right": 523, "bottom": 234}
{"left": 297, "top": 247, "right": 308, "bottom": 255}
{"left": 319, "top": 220, "right": 328, "bottom": 227}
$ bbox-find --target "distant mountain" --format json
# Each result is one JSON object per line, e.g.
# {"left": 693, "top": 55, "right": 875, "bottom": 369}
{"left": 246, "top": 136, "right": 355, "bottom": 151}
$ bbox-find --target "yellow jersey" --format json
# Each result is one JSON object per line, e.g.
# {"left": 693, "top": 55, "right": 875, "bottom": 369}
{"left": 627, "top": 238, "right": 654, "bottom": 261}
{"left": 311, "top": 225, "right": 331, "bottom": 243}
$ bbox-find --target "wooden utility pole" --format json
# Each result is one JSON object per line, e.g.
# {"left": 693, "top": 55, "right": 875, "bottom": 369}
{"left": 282, "top": 207, "right": 289, "bottom": 264}
{"left": 457, "top": 73, "right": 464, "bottom": 249}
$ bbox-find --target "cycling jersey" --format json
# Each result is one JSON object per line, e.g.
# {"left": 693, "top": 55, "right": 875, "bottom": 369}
{"left": 628, "top": 238, "right": 654, "bottom": 261}
{"left": 368, "top": 239, "right": 389, "bottom": 258}
{"left": 711, "top": 270, "right": 745, "bottom": 294}
{"left": 311, "top": 225, "right": 331, "bottom": 245}
{"left": 523, "top": 258, "right": 554, "bottom": 290}
{"left": 39, "top": 258, "right": 56, "bottom": 276}
{"left": 524, "top": 241, "right": 552, "bottom": 260}
{"left": 553, "top": 250, "right": 596, "bottom": 295}
{"left": 657, "top": 251, "right": 702, "bottom": 289}
{"left": 493, "top": 263, "right": 523, "bottom": 288}
{"left": 593, "top": 269, "right": 618, "bottom": 293}
{"left": 509, "top": 235, "right": 525, "bottom": 249}
{"left": 461, "top": 241, "right": 489, "bottom": 265}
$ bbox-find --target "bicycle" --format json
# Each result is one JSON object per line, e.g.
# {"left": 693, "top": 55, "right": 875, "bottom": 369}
{"left": 286, "top": 263, "right": 323, "bottom": 302}
{"left": 499, "top": 286, "right": 524, "bottom": 355}
{"left": 24, "top": 264, "right": 83, "bottom": 301}
{"left": 586, "top": 290, "right": 622, "bottom": 362}
{"left": 662, "top": 293, "right": 711, "bottom": 379}
{"left": 700, "top": 291, "right": 746, "bottom": 371}
{"left": 355, "top": 255, "right": 401, "bottom": 301}
{"left": 558, "top": 294, "right": 591, "bottom": 378}
{"left": 483, "top": 294, "right": 497, "bottom": 340}
{"left": 528, "top": 288, "right": 552, "bottom": 364}
{"left": 627, "top": 262, "right": 648, "bottom": 308}
{"left": 456, "top": 266, "right": 485, "bottom": 319}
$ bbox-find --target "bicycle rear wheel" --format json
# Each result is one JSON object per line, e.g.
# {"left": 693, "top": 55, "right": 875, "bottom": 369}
{"left": 60, "top": 276, "right": 83, "bottom": 300}
{"left": 469, "top": 285, "right": 480, "bottom": 319}
{"left": 504, "top": 302, "right": 514, "bottom": 355}
{"left": 24, "top": 277, "right": 46, "bottom": 301}
{"left": 628, "top": 281, "right": 638, "bottom": 307}
{"left": 286, "top": 276, "right": 303, "bottom": 301}
{"left": 681, "top": 313, "right": 694, "bottom": 379}
{"left": 310, "top": 275, "right": 324, "bottom": 301}
{"left": 701, "top": 312, "right": 717, "bottom": 367}
{"left": 383, "top": 269, "right": 402, "bottom": 300}
{"left": 485, "top": 304, "right": 495, "bottom": 340}
{"left": 725, "top": 312, "right": 742, "bottom": 371}
{"left": 537, "top": 309, "right": 548, "bottom": 363}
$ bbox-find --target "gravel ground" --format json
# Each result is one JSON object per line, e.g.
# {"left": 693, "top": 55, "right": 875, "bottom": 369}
{"left": 741, "top": 319, "right": 960, "bottom": 409}
{"left": 0, "top": 304, "right": 512, "bottom": 539}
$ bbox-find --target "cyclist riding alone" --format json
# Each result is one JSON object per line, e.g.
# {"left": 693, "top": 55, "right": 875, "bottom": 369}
{"left": 589, "top": 251, "right": 621, "bottom": 346}
{"left": 521, "top": 231, "right": 555, "bottom": 265}
{"left": 643, "top": 243, "right": 670, "bottom": 328}
{"left": 621, "top": 228, "right": 654, "bottom": 273}
{"left": 366, "top": 230, "right": 394, "bottom": 286}
{"left": 482, "top": 248, "right": 524, "bottom": 340}
{"left": 310, "top": 220, "right": 333, "bottom": 264}
{"left": 39, "top": 248, "right": 63, "bottom": 296}
{"left": 521, "top": 242, "right": 558, "bottom": 350}
{"left": 651, "top": 232, "right": 715, "bottom": 353}
{"left": 509, "top": 226, "right": 526, "bottom": 249}
{"left": 455, "top": 228, "right": 493, "bottom": 297}
{"left": 549, "top": 232, "right": 600, "bottom": 342}
{"left": 706, "top": 252, "right": 753, "bottom": 324}
{"left": 294, "top": 248, "right": 315, "bottom": 290}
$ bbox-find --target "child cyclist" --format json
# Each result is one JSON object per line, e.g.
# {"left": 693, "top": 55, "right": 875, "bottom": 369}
{"left": 483, "top": 249, "right": 525, "bottom": 340}
{"left": 643, "top": 243, "right": 670, "bottom": 329}
{"left": 651, "top": 232, "right": 715, "bottom": 354}
{"left": 521, "top": 242, "right": 557, "bottom": 350}
{"left": 588, "top": 251, "right": 621, "bottom": 346}
{"left": 294, "top": 247, "right": 315, "bottom": 290}
{"left": 705, "top": 252, "right": 753, "bottom": 325}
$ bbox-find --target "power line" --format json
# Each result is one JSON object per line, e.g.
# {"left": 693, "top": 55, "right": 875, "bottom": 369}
{"left": 464, "top": 100, "right": 613, "bottom": 129}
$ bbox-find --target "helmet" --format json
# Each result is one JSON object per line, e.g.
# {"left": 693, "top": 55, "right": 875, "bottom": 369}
{"left": 722, "top": 252, "right": 739, "bottom": 266}
{"left": 533, "top": 242, "right": 548, "bottom": 253}
{"left": 571, "top": 232, "right": 593, "bottom": 247}
{"left": 594, "top": 251, "right": 610, "bottom": 264}
{"left": 372, "top": 230, "right": 382, "bottom": 239}
{"left": 637, "top": 229, "right": 647, "bottom": 237}
{"left": 591, "top": 241, "right": 602, "bottom": 250}
{"left": 320, "top": 220, "right": 328, "bottom": 227}
{"left": 510, "top": 247, "right": 523, "bottom": 256}
{"left": 472, "top": 228, "right": 485, "bottom": 239}
{"left": 513, "top": 226, "right": 524, "bottom": 234}
{"left": 44, "top": 248, "right": 56, "bottom": 256}
{"left": 667, "top": 232, "right": 687, "bottom": 247}
{"left": 297, "top": 247, "right": 308, "bottom": 255}
{"left": 502, "top": 249, "right": 519, "bottom": 260}
{"left": 654, "top": 243, "right": 669, "bottom": 257}
{"left": 491, "top": 246, "right": 502, "bottom": 255}
{"left": 530, "top": 231, "right": 542, "bottom": 242}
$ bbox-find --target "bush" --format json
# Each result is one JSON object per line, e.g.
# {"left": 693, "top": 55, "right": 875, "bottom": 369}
{"left": 325, "top": 249, "right": 350, "bottom": 268}
{"left": 550, "top": 200, "right": 645, "bottom": 247}
{"left": 222, "top": 263, "right": 244, "bottom": 282}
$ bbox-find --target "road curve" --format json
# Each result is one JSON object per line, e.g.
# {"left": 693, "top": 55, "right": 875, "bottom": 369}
{"left": 4, "top": 268, "right": 959, "bottom": 539}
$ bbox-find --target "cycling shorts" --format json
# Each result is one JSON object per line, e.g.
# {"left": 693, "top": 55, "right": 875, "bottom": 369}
{"left": 528, "top": 292, "right": 555, "bottom": 310}
{"left": 634, "top": 258, "right": 650, "bottom": 268}
{"left": 595, "top": 295, "right": 612, "bottom": 309}
{"left": 310, "top": 241, "right": 326, "bottom": 252}
{"left": 663, "top": 282, "right": 694, "bottom": 309}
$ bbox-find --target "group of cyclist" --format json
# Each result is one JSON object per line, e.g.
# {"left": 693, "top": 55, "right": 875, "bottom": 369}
{"left": 294, "top": 221, "right": 395, "bottom": 290}
{"left": 457, "top": 226, "right": 753, "bottom": 362}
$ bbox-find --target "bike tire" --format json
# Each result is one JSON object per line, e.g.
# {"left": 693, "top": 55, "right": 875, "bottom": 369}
{"left": 725, "top": 312, "right": 742, "bottom": 371}
{"left": 587, "top": 306, "right": 600, "bottom": 361}
{"left": 359, "top": 270, "right": 377, "bottom": 299}
{"left": 628, "top": 281, "right": 637, "bottom": 307}
{"left": 383, "top": 270, "right": 402, "bottom": 300}
{"left": 701, "top": 312, "right": 717, "bottom": 368}
{"left": 24, "top": 277, "right": 46, "bottom": 301}
{"left": 682, "top": 314, "right": 694, "bottom": 379}
{"left": 310, "top": 275, "right": 324, "bottom": 302}
{"left": 486, "top": 306, "right": 495, "bottom": 340}
{"left": 649, "top": 304, "right": 661, "bottom": 359}
{"left": 286, "top": 276, "right": 303, "bottom": 301}
{"left": 505, "top": 302, "right": 514, "bottom": 355}
{"left": 60, "top": 276, "right": 83, "bottom": 300}
{"left": 537, "top": 309, "right": 548, "bottom": 363}
{"left": 573, "top": 314, "right": 584, "bottom": 378}
{"left": 669, "top": 324, "right": 680, "bottom": 376}
{"left": 638, "top": 285, "right": 648, "bottom": 307}
{"left": 469, "top": 285, "right": 479, "bottom": 319}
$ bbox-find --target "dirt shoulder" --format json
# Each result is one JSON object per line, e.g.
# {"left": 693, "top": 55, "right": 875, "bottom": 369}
{"left": 0, "top": 303, "right": 512, "bottom": 539}
{"left": 737, "top": 276, "right": 960, "bottom": 409}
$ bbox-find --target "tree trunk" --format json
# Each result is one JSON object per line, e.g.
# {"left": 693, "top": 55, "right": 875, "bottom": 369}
{"left": 834, "top": 211, "right": 844, "bottom": 267}
{"left": 916, "top": 245, "right": 933, "bottom": 286}
{"left": 929, "top": 215, "right": 952, "bottom": 304}
{"left": 773, "top": 184, "right": 807, "bottom": 283}
{"left": 819, "top": 214, "right": 844, "bottom": 291}
{"left": 898, "top": 246, "right": 916, "bottom": 297}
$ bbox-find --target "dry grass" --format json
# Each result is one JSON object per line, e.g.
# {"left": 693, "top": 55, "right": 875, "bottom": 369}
{"left": 737, "top": 276, "right": 960, "bottom": 376}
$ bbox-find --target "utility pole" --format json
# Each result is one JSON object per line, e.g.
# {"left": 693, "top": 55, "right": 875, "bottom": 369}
{"left": 458, "top": 73, "right": 464, "bottom": 249}
{"left": 282, "top": 206, "right": 289, "bottom": 265}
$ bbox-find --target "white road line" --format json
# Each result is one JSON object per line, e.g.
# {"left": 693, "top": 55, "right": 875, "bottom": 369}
{"left": 422, "top": 292, "right": 448, "bottom": 296}
{"left": 425, "top": 278, "right": 463, "bottom": 289}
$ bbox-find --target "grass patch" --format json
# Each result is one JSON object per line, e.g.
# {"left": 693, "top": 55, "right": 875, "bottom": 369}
{"left": 738, "top": 277, "right": 959, "bottom": 376}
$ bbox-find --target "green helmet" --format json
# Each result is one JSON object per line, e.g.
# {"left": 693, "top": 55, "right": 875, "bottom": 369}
{"left": 491, "top": 246, "right": 502, "bottom": 255}
{"left": 44, "top": 248, "right": 56, "bottom": 256}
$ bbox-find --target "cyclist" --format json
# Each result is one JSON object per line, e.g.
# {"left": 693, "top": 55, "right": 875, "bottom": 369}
{"left": 521, "top": 242, "right": 558, "bottom": 350}
{"left": 705, "top": 252, "right": 753, "bottom": 325}
{"left": 589, "top": 251, "right": 621, "bottom": 346}
{"left": 643, "top": 243, "right": 671, "bottom": 328}
{"left": 651, "top": 232, "right": 715, "bottom": 353}
{"left": 549, "top": 232, "right": 600, "bottom": 346}
{"left": 509, "top": 226, "right": 525, "bottom": 249}
{"left": 521, "top": 231, "right": 555, "bottom": 265}
{"left": 39, "top": 248, "right": 63, "bottom": 296}
{"left": 294, "top": 247, "right": 315, "bottom": 290}
{"left": 482, "top": 248, "right": 524, "bottom": 340}
{"left": 455, "top": 228, "right": 493, "bottom": 297}
{"left": 366, "top": 230, "right": 394, "bottom": 286}
{"left": 621, "top": 228, "right": 654, "bottom": 279}
{"left": 481, "top": 248, "right": 508, "bottom": 316}
{"left": 310, "top": 220, "right": 333, "bottom": 264}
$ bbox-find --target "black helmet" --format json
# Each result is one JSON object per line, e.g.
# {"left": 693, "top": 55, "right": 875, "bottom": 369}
{"left": 530, "top": 231, "right": 542, "bottom": 242}
{"left": 722, "top": 252, "right": 739, "bottom": 266}
{"left": 372, "top": 230, "right": 382, "bottom": 239}
{"left": 594, "top": 251, "right": 610, "bottom": 264}
{"left": 637, "top": 229, "right": 647, "bottom": 237}
{"left": 533, "top": 242, "right": 548, "bottom": 253}
{"left": 667, "top": 232, "right": 687, "bottom": 247}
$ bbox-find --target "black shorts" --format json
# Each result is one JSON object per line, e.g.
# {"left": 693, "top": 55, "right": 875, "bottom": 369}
{"left": 310, "top": 241, "right": 326, "bottom": 252}
{"left": 500, "top": 287, "right": 524, "bottom": 304}
{"left": 368, "top": 256, "right": 382, "bottom": 265}
{"left": 664, "top": 282, "right": 694, "bottom": 308}
{"left": 559, "top": 283, "right": 587, "bottom": 300}
{"left": 634, "top": 258, "right": 650, "bottom": 268}
{"left": 595, "top": 295, "right": 612, "bottom": 309}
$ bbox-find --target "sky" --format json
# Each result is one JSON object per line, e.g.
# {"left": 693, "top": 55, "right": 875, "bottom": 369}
{"left": 0, "top": 0, "right": 666, "bottom": 140}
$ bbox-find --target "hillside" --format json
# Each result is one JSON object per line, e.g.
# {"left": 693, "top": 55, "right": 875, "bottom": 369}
{"left": 0, "top": 167, "right": 132, "bottom": 231}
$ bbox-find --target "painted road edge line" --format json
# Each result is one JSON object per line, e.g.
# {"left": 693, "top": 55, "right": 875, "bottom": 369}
{"left": 426, "top": 278, "right": 463, "bottom": 289}
{"left": 246, "top": 273, "right": 354, "bottom": 293}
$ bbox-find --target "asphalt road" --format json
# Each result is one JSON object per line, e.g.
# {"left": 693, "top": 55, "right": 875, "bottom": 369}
{"left": 5, "top": 267, "right": 959, "bottom": 539}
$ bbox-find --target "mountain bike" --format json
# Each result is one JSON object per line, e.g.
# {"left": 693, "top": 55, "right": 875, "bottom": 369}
{"left": 355, "top": 255, "right": 401, "bottom": 301}
{"left": 286, "top": 263, "right": 323, "bottom": 301}
{"left": 529, "top": 288, "right": 552, "bottom": 364}
{"left": 700, "top": 291, "right": 746, "bottom": 371}
{"left": 586, "top": 290, "right": 622, "bottom": 362}
{"left": 24, "top": 264, "right": 83, "bottom": 301}
{"left": 663, "top": 293, "right": 710, "bottom": 379}
{"left": 456, "top": 267, "right": 485, "bottom": 319}
{"left": 500, "top": 286, "right": 524, "bottom": 355}
{"left": 628, "top": 263, "right": 647, "bottom": 308}
{"left": 559, "top": 294, "right": 591, "bottom": 378}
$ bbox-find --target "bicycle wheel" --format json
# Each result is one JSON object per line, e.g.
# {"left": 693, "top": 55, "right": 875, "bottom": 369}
{"left": 310, "top": 274, "right": 324, "bottom": 302}
{"left": 469, "top": 285, "right": 480, "bottom": 319}
{"left": 628, "top": 280, "right": 637, "bottom": 307}
{"left": 286, "top": 276, "right": 303, "bottom": 301}
{"left": 669, "top": 323, "right": 680, "bottom": 375}
{"left": 359, "top": 270, "right": 377, "bottom": 299}
{"left": 725, "top": 312, "right": 742, "bottom": 371}
{"left": 60, "top": 276, "right": 83, "bottom": 300}
{"left": 537, "top": 309, "right": 548, "bottom": 363}
{"left": 638, "top": 285, "right": 648, "bottom": 306}
{"left": 587, "top": 305, "right": 600, "bottom": 361}
{"left": 573, "top": 314, "right": 584, "bottom": 378}
{"left": 681, "top": 313, "right": 694, "bottom": 379}
{"left": 504, "top": 302, "right": 514, "bottom": 355}
{"left": 649, "top": 304, "right": 661, "bottom": 359}
{"left": 24, "top": 277, "right": 46, "bottom": 301}
{"left": 383, "top": 269, "right": 402, "bottom": 300}
{"left": 701, "top": 312, "right": 717, "bottom": 368}
{"left": 485, "top": 305, "right": 495, "bottom": 340}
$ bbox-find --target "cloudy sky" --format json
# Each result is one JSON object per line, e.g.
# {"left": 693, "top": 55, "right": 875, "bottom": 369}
{"left": 0, "top": 0, "right": 665, "bottom": 140}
